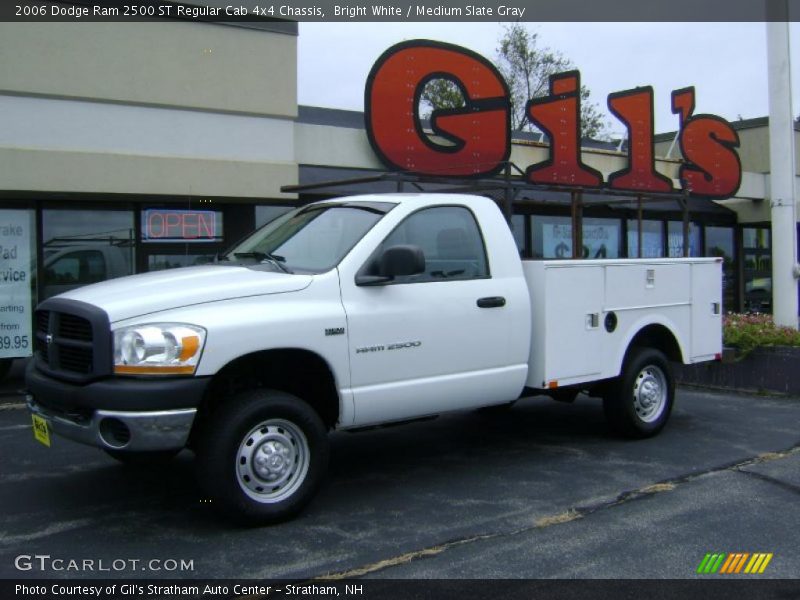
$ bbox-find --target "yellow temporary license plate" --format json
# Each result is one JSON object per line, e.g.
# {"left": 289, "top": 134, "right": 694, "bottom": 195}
{"left": 32, "top": 414, "right": 51, "bottom": 447}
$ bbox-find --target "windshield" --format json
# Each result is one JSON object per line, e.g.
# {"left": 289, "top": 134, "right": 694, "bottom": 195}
{"left": 223, "top": 202, "right": 393, "bottom": 274}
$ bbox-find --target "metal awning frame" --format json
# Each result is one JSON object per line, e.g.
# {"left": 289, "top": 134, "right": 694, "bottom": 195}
{"left": 281, "top": 162, "right": 695, "bottom": 259}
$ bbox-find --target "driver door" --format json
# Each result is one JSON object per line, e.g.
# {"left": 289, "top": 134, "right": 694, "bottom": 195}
{"left": 340, "top": 205, "right": 520, "bottom": 426}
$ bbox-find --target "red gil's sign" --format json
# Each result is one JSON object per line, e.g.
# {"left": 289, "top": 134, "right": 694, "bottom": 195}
{"left": 365, "top": 40, "right": 742, "bottom": 199}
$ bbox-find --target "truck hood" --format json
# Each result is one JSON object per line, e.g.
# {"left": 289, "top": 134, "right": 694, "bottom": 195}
{"left": 57, "top": 265, "right": 313, "bottom": 322}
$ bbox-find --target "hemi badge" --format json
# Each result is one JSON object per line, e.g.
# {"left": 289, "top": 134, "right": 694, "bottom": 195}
{"left": 325, "top": 327, "right": 345, "bottom": 336}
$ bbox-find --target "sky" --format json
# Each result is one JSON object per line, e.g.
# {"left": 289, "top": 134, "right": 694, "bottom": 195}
{"left": 297, "top": 22, "right": 800, "bottom": 138}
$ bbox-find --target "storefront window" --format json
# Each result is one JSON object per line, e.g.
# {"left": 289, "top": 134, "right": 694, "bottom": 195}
{"left": 627, "top": 220, "right": 664, "bottom": 258}
{"left": 583, "top": 218, "right": 621, "bottom": 259}
{"left": 148, "top": 254, "right": 216, "bottom": 271}
{"left": 511, "top": 214, "right": 526, "bottom": 256}
{"left": 141, "top": 209, "right": 223, "bottom": 243}
{"left": 46, "top": 249, "right": 106, "bottom": 285}
{"left": 532, "top": 216, "right": 572, "bottom": 259}
{"left": 743, "top": 228, "right": 770, "bottom": 252}
{"left": 705, "top": 226, "right": 736, "bottom": 312}
{"left": 667, "top": 221, "right": 701, "bottom": 257}
{"left": 42, "top": 209, "right": 135, "bottom": 300}
{"left": 255, "top": 205, "right": 294, "bottom": 229}
{"left": 742, "top": 226, "right": 771, "bottom": 313}
{"left": 532, "top": 216, "right": 621, "bottom": 259}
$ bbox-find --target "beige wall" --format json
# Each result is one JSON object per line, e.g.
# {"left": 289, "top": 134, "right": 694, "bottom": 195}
{"left": 0, "top": 148, "right": 297, "bottom": 199}
{"left": 655, "top": 125, "right": 800, "bottom": 223}
{"left": 0, "top": 22, "right": 298, "bottom": 199}
{"left": 0, "top": 22, "right": 296, "bottom": 117}
{"left": 296, "top": 123, "right": 383, "bottom": 169}
{"left": 655, "top": 126, "right": 800, "bottom": 175}
{"left": 734, "top": 127, "right": 800, "bottom": 175}
{"left": 509, "top": 141, "right": 681, "bottom": 184}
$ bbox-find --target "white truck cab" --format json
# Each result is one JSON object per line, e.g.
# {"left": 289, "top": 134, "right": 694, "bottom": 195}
{"left": 26, "top": 194, "right": 722, "bottom": 524}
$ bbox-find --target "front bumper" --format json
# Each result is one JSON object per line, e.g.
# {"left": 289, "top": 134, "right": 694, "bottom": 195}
{"left": 25, "top": 360, "right": 210, "bottom": 452}
{"left": 27, "top": 396, "right": 196, "bottom": 451}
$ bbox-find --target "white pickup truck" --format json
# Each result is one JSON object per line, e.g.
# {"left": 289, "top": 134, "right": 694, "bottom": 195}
{"left": 26, "top": 194, "right": 722, "bottom": 524}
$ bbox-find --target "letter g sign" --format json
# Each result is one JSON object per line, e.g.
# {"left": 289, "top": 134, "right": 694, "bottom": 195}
{"left": 365, "top": 40, "right": 511, "bottom": 177}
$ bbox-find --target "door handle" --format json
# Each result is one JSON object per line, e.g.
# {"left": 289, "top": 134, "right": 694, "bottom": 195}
{"left": 477, "top": 296, "right": 506, "bottom": 308}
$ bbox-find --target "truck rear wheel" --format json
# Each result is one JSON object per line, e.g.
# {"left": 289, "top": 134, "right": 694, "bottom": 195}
{"left": 603, "top": 347, "right": 674, "bottom": 439}
{"left": 196, "top": 389, "right": 329, "bottom": 525}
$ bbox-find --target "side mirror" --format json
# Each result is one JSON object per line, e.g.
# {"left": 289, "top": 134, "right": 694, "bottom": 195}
{"left": 355, "top": 245, "right": 425, "bottom": 286}
{"left": 380, "top": 245, "right": 426, "bottom": 277}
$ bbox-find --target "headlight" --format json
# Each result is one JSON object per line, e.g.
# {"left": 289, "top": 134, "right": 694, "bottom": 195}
{"left": 113, "top": 323, "right": 206, "bottom": 375}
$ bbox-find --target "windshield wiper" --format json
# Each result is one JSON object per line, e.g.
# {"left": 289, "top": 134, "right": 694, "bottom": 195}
{"left": 233, "top": 252, "right": 266, "bottom": 260}
{"left": 232, "top": 252, "right": 292, "bottom": 274}
{"left": 262, "top": 253, "right": 292, "bottom": 274}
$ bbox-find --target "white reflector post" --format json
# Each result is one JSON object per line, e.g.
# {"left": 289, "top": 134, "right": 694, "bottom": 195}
{"left": 767, "top": 13, "right": 799, "bottom": 328}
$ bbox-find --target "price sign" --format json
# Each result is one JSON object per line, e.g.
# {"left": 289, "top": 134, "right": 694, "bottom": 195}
{"left": 0, "top": 210, "right": 34, "bottom": 358}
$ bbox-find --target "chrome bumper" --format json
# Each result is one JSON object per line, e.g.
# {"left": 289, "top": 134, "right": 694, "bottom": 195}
{"left": 26, "top": 396, "right": 196, "bottom": 452}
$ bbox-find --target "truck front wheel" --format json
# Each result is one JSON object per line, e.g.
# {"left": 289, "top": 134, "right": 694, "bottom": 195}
{"left": 603, "top": 348, "right": 674, "bottom": 439}
{"left": 196, "top": 389, "right": 329, "bottom": 525}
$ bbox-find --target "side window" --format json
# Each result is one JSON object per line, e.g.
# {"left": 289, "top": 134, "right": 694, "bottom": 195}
{"left": 373, "top": 206, "right": 489, "bottom": 283}
{"left": 45, "top": 250, "right": 106, "bottom": 285}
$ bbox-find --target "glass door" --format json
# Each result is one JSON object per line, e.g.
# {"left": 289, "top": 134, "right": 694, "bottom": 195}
{"left": 742, "top": 226, "right": 771, "bottom": 313}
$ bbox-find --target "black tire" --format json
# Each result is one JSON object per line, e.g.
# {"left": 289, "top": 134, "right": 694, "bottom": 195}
{"left": 104, "top": 448, "right": 181, "bottom": 466}
{"left": 603, "top": 347, "right": 674, "bottom": 439}
{"left": 0, "top": 359, "right": 13, "bottom": 382}
{"left": 195, "top": 389, "right": 329, "bottom": 525}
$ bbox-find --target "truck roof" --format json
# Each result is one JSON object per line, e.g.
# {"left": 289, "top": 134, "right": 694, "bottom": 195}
{"left": 311, "top": 193, "right": 490, "bottom": 208}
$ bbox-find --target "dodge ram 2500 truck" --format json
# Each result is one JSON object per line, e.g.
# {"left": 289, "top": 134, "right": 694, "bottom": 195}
{"left": 26, "top": 194, "right": 722, "bottom": 524}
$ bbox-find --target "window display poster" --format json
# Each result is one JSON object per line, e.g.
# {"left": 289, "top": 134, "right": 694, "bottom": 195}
{"left": 668, "top": 223, "right": 701, "bottom": 257}
{"left": 628, "top": 230, "right": 665, "bottom": 258}
{"left": 542, "top": 222, "right": 619, "bottom": 259}
{"left": 542, "top": 223, "right": 574, "bottom": 259}
{"left": 0, "top": 210, "right": 34, "bottom": 358}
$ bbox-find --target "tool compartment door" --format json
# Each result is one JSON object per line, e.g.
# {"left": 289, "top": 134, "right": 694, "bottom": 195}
{"left": 526, "top": 263, "right": 604, "bottom": 388}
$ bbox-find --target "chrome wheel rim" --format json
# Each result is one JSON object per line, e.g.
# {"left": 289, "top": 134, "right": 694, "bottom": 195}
{"left": 632, "top": 364, "right": 667, "bottom": 423}
{"left": 236, "top": 419, "right": 309, "bottom": 503}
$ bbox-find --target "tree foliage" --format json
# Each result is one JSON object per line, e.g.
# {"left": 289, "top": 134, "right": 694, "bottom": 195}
{"left": 419, "top": 78, "right": 466, "bottom": 114}
{"left": 420, "top": 24, "right": 608, "bottom": 139}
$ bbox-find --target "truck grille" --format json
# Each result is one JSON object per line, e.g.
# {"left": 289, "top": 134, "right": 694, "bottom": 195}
{"left": 58, "top": 313, "right": 93, "bottom": 341}
{"left": 35, "top": 312, "right": 50, "bottom": 365}
{"left": 34, "top": 299, "right": 112, "bottom": 383}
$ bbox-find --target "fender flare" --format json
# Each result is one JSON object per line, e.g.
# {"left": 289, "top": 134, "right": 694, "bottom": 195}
{"left": 613, "top": 316, "right": 687, "bottom": 378}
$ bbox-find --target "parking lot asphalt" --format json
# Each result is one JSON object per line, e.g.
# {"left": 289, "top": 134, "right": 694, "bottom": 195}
{"left": 0, "top": 386, "right": 798, "bottom": 580}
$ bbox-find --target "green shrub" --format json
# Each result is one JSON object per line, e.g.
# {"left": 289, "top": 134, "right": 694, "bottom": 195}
{"left": 724, "top": 313, "right": 800, "bottom": 357}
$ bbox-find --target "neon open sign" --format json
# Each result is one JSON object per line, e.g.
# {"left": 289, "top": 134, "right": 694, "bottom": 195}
{"left": 141, "top": 209, "right": 223, "bottom": 243}
{"left": 365, "top": 40, "right": 742, "bottom": 199}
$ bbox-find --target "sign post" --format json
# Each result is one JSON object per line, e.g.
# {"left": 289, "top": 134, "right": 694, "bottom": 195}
{"left": 766, "top": 8, "right": 799, "bottom": 328}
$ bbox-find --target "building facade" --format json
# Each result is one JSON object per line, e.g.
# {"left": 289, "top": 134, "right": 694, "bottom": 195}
{"left": 0, "top": 20, "right": 797, "bottom": 366}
